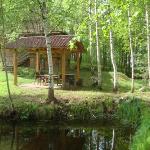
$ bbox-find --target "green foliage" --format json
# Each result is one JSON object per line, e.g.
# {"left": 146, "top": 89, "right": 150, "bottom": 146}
{"left": 68, "top": 101, "right": 103, "bottom": 120}
{"left": 68, "top": 103, "right": 90, "bottom": 120}
{"left": 117, "top": 97, "right": 141, "bottom": 125}
{"left": 1, "top": 0, "right": 150, "bottom": 87}
{"left": 17, "top": 102, "right": 39, "bottom": 120}
{"left": 18, "top": 67, "right": 35, "bottom": 79}
{"left": 135, "top": 47, "right": 147, "bottom": 79}
{"left": 131, "top": 109, "right": 150, "bottom": 150}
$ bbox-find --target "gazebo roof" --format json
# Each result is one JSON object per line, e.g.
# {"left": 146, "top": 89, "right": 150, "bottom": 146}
{"left": 5, "top": 35, "right": 84, "bottom": 52}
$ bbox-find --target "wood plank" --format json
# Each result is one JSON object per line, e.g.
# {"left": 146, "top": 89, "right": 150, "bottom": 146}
{"left": 76, "top": 52, "right": 80, "bottom": 81}
{"left": 61, "top": 50, "right": 66, "bottom": 87}
{"left": 35, "top": 50, "right": 40, "bottom": 73}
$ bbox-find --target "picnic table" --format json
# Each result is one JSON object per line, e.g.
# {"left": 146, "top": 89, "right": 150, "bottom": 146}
{"left": 37, "top": 73, "right": 76, "bottom": 87}
{"left": 40, "top": 74, "right": 60, "bottom": 85}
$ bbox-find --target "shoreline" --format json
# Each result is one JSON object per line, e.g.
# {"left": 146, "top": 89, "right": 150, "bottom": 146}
{"left": 0, "top": 95, "right": 143, "bottom": 123}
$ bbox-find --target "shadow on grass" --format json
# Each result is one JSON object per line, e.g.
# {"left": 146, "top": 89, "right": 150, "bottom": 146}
{"left": 0, "top": 94, "right": 47, "bottom": 106}
{"left": 15, "top": 69, "right": 140, "bottom": 93}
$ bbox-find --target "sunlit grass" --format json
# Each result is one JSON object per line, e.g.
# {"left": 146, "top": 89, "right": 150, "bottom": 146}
{"left": 80, "top": 69, "right": 143, "bottom": 92}
{"left": 0, "top": 70, "right": 33, "bottom": 96}
{"left": 0, "top": 65, "right": 148, "bottom": 107}
{"left": 131, "top": 108, "right": 150, "bottom": 150}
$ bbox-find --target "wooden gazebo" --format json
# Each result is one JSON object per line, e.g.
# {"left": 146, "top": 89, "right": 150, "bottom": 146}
{"left": 5, "top": 32, "right": 84, "bottom": 87}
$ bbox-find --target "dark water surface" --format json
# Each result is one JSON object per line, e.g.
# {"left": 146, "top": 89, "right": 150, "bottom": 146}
{"left": 0, "top": 121, "right": 134, "bottom": 150}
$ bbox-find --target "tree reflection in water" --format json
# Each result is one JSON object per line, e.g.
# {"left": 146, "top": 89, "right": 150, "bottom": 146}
{"left": 0, "top": 122, "right": 134, "bottom": 150}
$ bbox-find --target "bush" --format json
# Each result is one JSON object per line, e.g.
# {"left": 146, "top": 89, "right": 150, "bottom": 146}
{"left": 117, "top": 97, "right": 142, "bottom": 125}
{"left": 18, "top": 67, "right": 35, "bottom": 78}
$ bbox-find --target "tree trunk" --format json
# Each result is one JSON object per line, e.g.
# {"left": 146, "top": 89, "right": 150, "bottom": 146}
{"left": 109, "top": 18, "right": 118, "bottom": 92}
{"left": 102, "top": 44, "right": 107, "bottom": 71}
{"left": 0, "top": 0, "right": 14, "bottom": 110}
{"left": 94, "top": 0, "right": 102, "bottom": 89}
{"left": 88, "top": 0, "right": 94, "bottom": 74}
{"left": 128, "top": 8, "right": 134, "bottom": 93}
{"left": 38, "top": 0, "right": 55, "bottom": 101}
{"left": 0, "top": 45, "right": 14, "bottom": 110}
{"left": 111, "top": 129, "right": 115, "bottom": 150}
{"left": 146, "top": 4, "right": 150, "bottom": 87}
{"left": 4, "top": 55, "right": 14, "bottom": 110}
{"left": 0, "top": 45, "right": 4, "bottom": 67}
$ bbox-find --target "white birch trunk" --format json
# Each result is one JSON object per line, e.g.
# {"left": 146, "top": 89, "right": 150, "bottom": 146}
{"left": 89, "top": 0, "right": 92, "bottom": 61}
{"left": 94, "top": 0, "right": 102, "bottom": 88}
{"left": 146, "top": 4, "right": 150, "bottom": 87}
{"left": 39, "top": 0, "right": 54, "bottom": 100}
{"left": 128, "top": 8, "right": 134, "bottom": 93}
{"left": 89, "top": 0, "right": 95, "bottom": 75}
{"left": 109, "top": 26, "right": 118, "bottom": 92}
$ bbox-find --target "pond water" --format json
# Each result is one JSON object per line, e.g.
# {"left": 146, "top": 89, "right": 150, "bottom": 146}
{"left": 0, "top": 120, "right": 134, "bottom": 150}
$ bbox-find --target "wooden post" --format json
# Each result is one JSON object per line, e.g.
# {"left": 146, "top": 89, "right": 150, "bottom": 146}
{"left": 76, "top": 52, "right": 80, "bottom": 81}
{"left": 35, "top": 49, "right": 40, "bottom": 73}
{"left": 13, "top": 49, "right": 18, "bottom": 85}
{"left": 62, "top": 50, "right": 66, "bottom": 87}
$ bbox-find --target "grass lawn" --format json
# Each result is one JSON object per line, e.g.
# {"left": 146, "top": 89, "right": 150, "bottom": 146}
{"left": 0, "top": 66, "right": 149, "bottom": 106}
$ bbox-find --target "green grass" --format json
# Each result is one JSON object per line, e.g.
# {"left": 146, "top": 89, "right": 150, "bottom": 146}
{"left": 80, "top": 69, "right": 143, "bottom": 92}
{"left": 130, "top": 108, "right": 150, "bottom": 150}
{"left": 0, "top": 63, "right": 149, "bottom": 111}
{"left": 0, "top": 69, "right": 33, "bottom": 96}
{"left": 0, "top": 66, "right": 146, "bottom": 101}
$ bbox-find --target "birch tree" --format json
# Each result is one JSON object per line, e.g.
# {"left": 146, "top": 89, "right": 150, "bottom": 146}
{"left": 109, "top": 18, "right": 118, "bottom": 92}
{"left": 0, "top": 0, "right": 14, "bottom": 110}
{"left": 146, "top": 4, "right": 150, "bottom": 87}
{"left": 37, "top": 0, "right": 55, "bottom": 102}
{"left": 108, "top": 2, "right": 118, "bottom": 92}
{"left": 88, "top": 0, "right": 93, "bottom": 72}
{"left": 94, "top": 0, "right": 102, "bottom": 89}
{"left": 128, "top": 7, "right": 134, "bottom": 93}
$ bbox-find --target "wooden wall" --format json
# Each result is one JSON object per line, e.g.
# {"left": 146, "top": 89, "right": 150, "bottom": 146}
{"left": 5, "top": 49, "right": 13, "bottom": 66}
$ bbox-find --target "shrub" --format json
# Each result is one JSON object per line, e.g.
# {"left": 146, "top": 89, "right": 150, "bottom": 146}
{"left": 131, "top": 110, "right": 150, "bottom": 150}
{"left": 117, "top": 97, "right": 142, "bottom": 126}
{"left": 18, "top": 67, "right": 35, "bottom": 78}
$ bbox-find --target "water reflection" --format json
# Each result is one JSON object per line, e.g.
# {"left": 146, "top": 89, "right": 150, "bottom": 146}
{"left": 0, "top": 122, "right": 133, "bottom": 150}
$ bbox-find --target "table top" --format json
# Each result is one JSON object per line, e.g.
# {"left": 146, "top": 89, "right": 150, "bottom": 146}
{"left": 65, "top": 74, "right": 75, "bottom": 76}
{"left": 40, "top": 74, "right": 75, "bottom": 76}
{"left": 39, "top": 74, "right": 59, "bottom": 77}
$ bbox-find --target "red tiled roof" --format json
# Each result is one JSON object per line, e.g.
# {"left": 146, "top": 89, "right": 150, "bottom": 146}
{"left": 6, "top": 35, "right": 84, "bottom": 51}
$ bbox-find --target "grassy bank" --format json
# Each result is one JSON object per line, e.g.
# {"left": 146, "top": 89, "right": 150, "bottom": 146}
{"left": 0, "top": 67, "right": 148, "bottom": 121}
{"left": 0, "top": 68, "right": 144, "bottom": 124}
{"left": 0, "top": 94, "right": 143, "bottom": 124}
{"left": 130, "top": 107, "right": 150, "bottom": 150}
